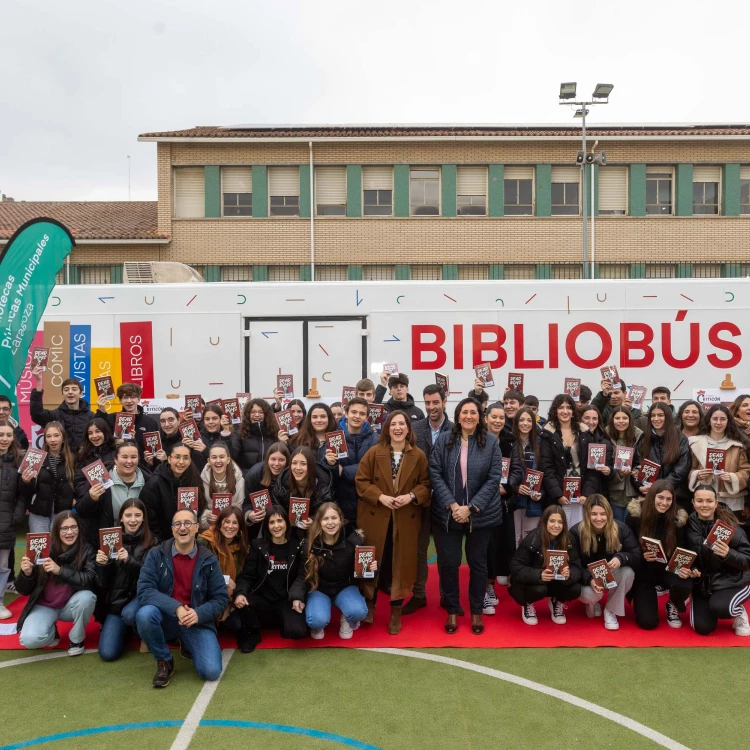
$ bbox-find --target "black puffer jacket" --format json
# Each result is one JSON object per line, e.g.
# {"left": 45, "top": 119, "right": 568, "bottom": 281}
{"left": 200, "top": 427, "right": 242, "bottom": 463}
{"left": 95, "top": 527, "right": 156, "bottom": 616}
{"left": 685, "top": 513, "right": 750, "bottom": 596}
{"left": 271, "top": 465, "right": 334, "bottom": 516}
{"left": 234, "top": 532, "right": 305, "bottom": 599}
{"left": 238, "top": 422, "right": 277, "bottom": 471}
{"left": 0, "top": 451, "right": 25, "bottom": 549}
{"left": 74, "top": 444, "right": 116, "bottom": 473}
{"left": 24, "top": 454, "right": 75, "bottom": 518}
{"left": 570, "top": 520, "right": 642, "bottom": 585}
{"left": 243, "top": 462, "right": 268, "bottom": 497}
{"left": 15, "top": 542, "right": 97, "bottom": 631}
{"left": 96, "top": 405, "right": 159, "bottom": 454}
{"left": 625, "top": 498, "right": 688, "bottom": 566}
{"left": 498, "top": 426, "right": 524, "bottom": 513}
{"left": 30, "top": 390, "right": 95, "bottom": 451}
{"left": 510, "top": 527, "right": 583, "bottom": 585}
{"left": 373, "top": 384, "right": 426, "bottom": 421}
{"left": 14, "top": 426, "right": 29, "bottom": 450}
{"left": 633, "top": 430, "right": 690, "bottom": 494}
{"left": 149, "top": 430, "right": 207, "bottom": 472}
{"left": 289, "top": 530, "right": 363, "bottom": 601}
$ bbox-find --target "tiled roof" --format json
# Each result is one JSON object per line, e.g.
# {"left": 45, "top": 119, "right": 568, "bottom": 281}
{"left": 139, "top": 124, "right": 750, "bottom": 139}
{"left": 0, "top": 202, "right": 165, "bottom": 241}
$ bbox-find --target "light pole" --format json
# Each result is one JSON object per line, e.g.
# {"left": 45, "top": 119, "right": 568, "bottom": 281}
{"left": 559, "top": 83, "right": 613, "bottom": 279}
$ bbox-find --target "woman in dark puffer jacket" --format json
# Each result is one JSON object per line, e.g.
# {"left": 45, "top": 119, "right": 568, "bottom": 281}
{"left": 0, "top": 423, "right": 24, "bottom": 620}
{"left": 238, "top": 399, "right": 280, "bottom": 471}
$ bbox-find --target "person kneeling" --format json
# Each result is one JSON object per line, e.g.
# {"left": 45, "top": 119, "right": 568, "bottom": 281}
{"left": 233, "top": 505, "right": 307, "bottom": 652}
{"left": 510, "top": 505, "right": 582, "bottom": 625}
{"left": 136, "top": 508, "right": 229, "bottom": 688}
{"left": 289, "top": 503, "right": 374, "bottom": 641}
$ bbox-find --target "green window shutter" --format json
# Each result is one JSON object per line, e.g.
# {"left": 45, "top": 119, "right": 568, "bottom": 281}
{"left": 723, "top": 164, "right": 740, "bottom": 216}
{"left": 676, "top": 263, "right": 693, "bottom": 278}
{"left": 722, "top": 263, "right": 741, "bottom": 278}
{"left": 109, "top": 265, "right": 123, "bottom": 284}
{"left": 204, "top": 265, "right": 220, "bottom": 282}
{"left": 394, "top": 165, "right": 410, "bottom": 217}
{"left": 629, "top": 164, "right": 646, "bottom": 217}
{"left": 675, "top": 164, "right": 693, "bottom": 216}
{"left": 593, "top": 262, "right": 600, "bottom": 279}
{"left": 535, "top": 165, "right": 552, "bottom": 217}
{"left": 395, "top": 265, "right": 410, "bottom": 280}
{"left": 441, "top": 165, "right": 456, "bottom": 217}
{"left": 300, "top": 264, "right": 312, "bottom": 281}
{"left": 204, "top": 166, "right": 221, "bottom": 218}
{"left": 299, "top": 164, "right": 311, "bottom": 218}
{"left": 488, "top": 165, "right": 504, "bottom": 217}
{"left": 536, "top": 263, "right": 551, "bottom": 279}
{"left": 252, "top": 265, "right": 268, "bottom": 281}
{"left": 68, "top": 265, "right": 80, "bottom": 284}
{"left": 346, "top": 165, "right": 362, "bottom": 218}
{"left": 442, "top": 264, "right": 458, "bottom": 280}
{"left": 592, "top": 164, "right": 599, "bottom": 217}
{"left": 251, "top": 166, "right": 267, "bottom": 218}
{"left": 630, "top": 263, "right": 646, "bottom": 278}
{"left": 489, "top": 264, "right": 504, "bottom": 279}
{"left": 347, "top": 265, "right": 363, "bottom": 280}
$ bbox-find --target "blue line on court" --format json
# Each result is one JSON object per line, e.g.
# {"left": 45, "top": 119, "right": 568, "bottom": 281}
{"left": 0, "top": 720, "right": 381, "bottom": 750}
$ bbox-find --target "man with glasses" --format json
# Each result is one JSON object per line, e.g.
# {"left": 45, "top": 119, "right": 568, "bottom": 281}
{"left": 136, "top": 508, "right": 228, "bottom": 688}
{"left": 0, "top": 395, "right": 29, "bottom": 449}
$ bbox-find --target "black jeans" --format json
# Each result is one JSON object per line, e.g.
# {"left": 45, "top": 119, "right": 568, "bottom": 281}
{"left": 691, "top": 585, "right": 750, "bottom": 635}
{"left": 435, "top": 521, "right": 492, "bottom": 615}
{"left": 237, "top": 594, "right": 307, "bottom": 640}
{"left": 509, "top": 580, "right": 581, "bottom": 606}
{"left": 632, "top": 563, "right": 692, "bottom": 630}
{"left": 487, "top": 498, "right": 515, "bottom": 579}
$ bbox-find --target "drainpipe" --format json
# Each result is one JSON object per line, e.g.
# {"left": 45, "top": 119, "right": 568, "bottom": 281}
{"left": 309, "top": 141, "right": 315, "bottom": 281}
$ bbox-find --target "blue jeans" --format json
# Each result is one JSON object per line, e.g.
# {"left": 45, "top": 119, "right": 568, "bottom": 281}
{"left": 612, "top": 505, "right": 629, "bottom": 522}
{"left": 98, "top": 598, "right": 141, "bottom": 662}
{"left": 135, "top": 604, "right": 222, "bottom": 681}
{"left": 19, "top": 590, "right": 97, "bottom": 649}
{"left": 305, "top": 586, "right": 368, "bottom": 630}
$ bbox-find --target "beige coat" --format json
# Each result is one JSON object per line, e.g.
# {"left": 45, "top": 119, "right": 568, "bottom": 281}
{"left": 688, "top": 435, "right": 750, "bottom": 512}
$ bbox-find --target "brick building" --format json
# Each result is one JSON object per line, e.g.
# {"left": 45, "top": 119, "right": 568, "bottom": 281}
{"left": 3, "top": 123, "right": 750, "bottom": 282}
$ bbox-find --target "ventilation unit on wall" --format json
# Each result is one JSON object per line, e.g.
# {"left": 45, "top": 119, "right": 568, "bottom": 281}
{"left": 123, "top": 262, "right": 204, "bottom": 284}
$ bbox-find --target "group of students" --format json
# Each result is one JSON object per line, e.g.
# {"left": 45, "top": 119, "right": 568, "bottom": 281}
{"left": 2, "top": 364, "right": 750, "bottom": 688}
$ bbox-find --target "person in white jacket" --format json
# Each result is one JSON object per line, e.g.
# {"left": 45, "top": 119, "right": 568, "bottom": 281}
{"left": 200, "top": 443, "right": 246, "bottom": 529}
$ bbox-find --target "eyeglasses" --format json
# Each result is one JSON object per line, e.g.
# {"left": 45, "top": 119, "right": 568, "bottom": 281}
{"left": 172, "top": 521, "right": 197, "bottom": 529}
{"left": 60, "top": 526, "right": 78, "bottom": 533}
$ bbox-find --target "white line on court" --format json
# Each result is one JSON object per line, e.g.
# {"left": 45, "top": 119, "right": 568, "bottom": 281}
{"left": 362, "top": 648, "right": 691, "bottom": 750}
{"left": 169, "top": 648, "right": 234, "bottom": 750}
{"left": 0, "top": 648, "right": 98, "bottom": 669}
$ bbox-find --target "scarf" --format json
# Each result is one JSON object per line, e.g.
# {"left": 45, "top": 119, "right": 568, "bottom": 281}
{"left": 199, "top": 526, "right": 244, "bottom": 581}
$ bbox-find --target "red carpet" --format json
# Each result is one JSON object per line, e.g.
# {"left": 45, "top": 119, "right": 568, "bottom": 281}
{"left": 2, "top": 566, "right": 748, "bottom": 649}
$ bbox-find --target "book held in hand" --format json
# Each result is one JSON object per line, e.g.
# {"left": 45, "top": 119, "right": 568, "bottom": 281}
{"left": 143, "top": 431, "right": 162, "bottom": 455}
{"left": 277, "top": 374, "right": 294, "bottom": 399}
{"left": 500, "top": 457, "right": 510, "bottom": 484}
{"left": 82, "top": 459, "right": 114, "bottom": 489}
{"left": 325, "top": 430, "right": 348, "bottom": 459}
{"left": 31, "top": 347, "right": 50, "bottom": 371}
{"left": 522, "top": 468, "right": 543, "bottom": 494}
{"left": 177, "top": 486, "right": 199, "bottom": 512}
{"left": 600, "top": 364, "right": 620, "bottom": 387}
{"left": 640, "top": 536, "right": 668, "bottom": 564}
{"left": 341, "top": 386, "right": 357, "bottom": 406}
{"left": 614, "top": 446, "right": 634, "bottom": 472}
{"left": 704, "top": 519, "right": 736, "bottom": 551}
{"left": 383, "top": 363, "right": 399, "bottom": 377}
{"left": 99, "top": 527, "right": 123, "bottom": 559}
{"left": 706, "top": 448, "right": 727, "bottom": 475}
{"left": 367, "top": 403, "right": 385, "bottom": 432}
{"left": 275, "top": 409, "right": 298, "bottom": 436}
{"left": 636, "top": 459, "right": 661, "bottom": 485}
{"left": 114, "top": 412, "right": 135, "bottom": 440}
{"left": 289, "top": 497, "right": 311, "bottom": 528}
{"left": 18, "top": 448, "right": 47, "bottom": 477}
{"left": 94, "top": 375, "right": 115, "bottom": 401}
{"left": 222, "top": 398, "right": 241, "bottom": 425}
{"left": 205, "top": 398, "right": 223, "bottom": 412}
{"left": 184, "top": 394, "right": 203, "bottom": 419}
{"left": 507, "top": 372, "right": 524, "bottom": 391}
{"left": 564, "top": 377, "right": 581, "bottom": 401}
{"left": 354, "top": 545, "right": 377, "bottom": 578}
{"left": 587, "top": 443, "right": 607, "bottom": 470}
{"left": 587, "top": 559, "right": 618, "bottom": 589}
{"left": 212, "top": 493, "right": 233, "bottom": 514}
{"left": 475, "top": 363, "right": 495, "bottom": 388}
{"left": 26, "top": 532, "right": 51, "bottom": 565}
{"left": 236, "top": 393, "right": 252, "bottom": 411}
{"left": 249, "top": 489, "right": 272, "bottom": 513}
{"left": 544, "top": 549, "right": 569, "bottom": 581}
{"left": 178, "top": 419, "right": 200, "bottom": 442}
{"left": 563, "top": 476, "right": 581, "bottom": 502}
{"left": 435, "top": 372, "right": 450, "bottom": 394}
{"left": 628, "top": 385, "right": 647, "bottom": 410}
{"left": 666, "top": 547, "right": 697, "bottom": 573}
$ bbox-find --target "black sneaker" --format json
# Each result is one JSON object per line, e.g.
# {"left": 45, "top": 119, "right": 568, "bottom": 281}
{"left": 178, "top": 640, "right": 192, "bottom": 660}
{"left": 402, "top": 596, "right": 427, "bottom": 615}
{"left": 237, "top": 628, "right": 261, "bottom": 654}
{"left": 67, "top": 640, "right": 85, "bottom": 656}
{"left": 153, "top": 658, "right": 175, "bottom": 688}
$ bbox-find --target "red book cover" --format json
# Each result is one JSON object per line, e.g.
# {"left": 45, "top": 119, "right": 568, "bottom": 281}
{"left": 704, "top": 519, "right": 736, "bottom": 551}
{"left": 184, "top": 394, "right": 203, "bottom": 419}
{"left": 178, "top": 419, "right": 200, "bottom": 442}
{"left": 82, "top": 459, "right": 114, "bottom": 489}
{"left": 341, "top": 386, "right": 357, "bottom": 406}
{"left": 564, "top": 377, "right": 581, "bottom": 401}
{"left": 18, "top": 448, "right": 47, "bottom": 477}
{"left": 94, "top": 375, "right": 115, "bottom": 401}
{"left": 236, "top": 393, "right": 252, "bottom": 411}
{"left": 706, "top": 448, "right": 727, "bottom": 474}
{"left": 114, "top": 412, "right": 136, "bottom": 439}
{"left": 474, "top": 363, "right": 495, "bottom": 388}
{"left": 143, "top": 431, "right": 163, "bottom": 455}
{"left": 522, "top": 468, "right": 543, "bottom": 494}
{"left": 99, "top": 527, "right": 123, "bottom": 559}
{"left": 249, "top": 489, "right": 272, "bottom": 513}
{"left": 628, "top": 385, "right": 647, "bottom": 410}
{"left": 500, "top": 457, "right": 510, "bottom": 484}
{"left": 277, "top": 374, "right": 294, "bottom": 399}
{"left": 26, "top": 532, "right": 51, "bottom": 565}
{"left": 31, "top": 347, "right": 50, "bottom": 371}
{"left": 275, "top": 409, "right": 298, "bottom": 436}
{"left": 205, "top": 398, "right": 223, "bottom": 412}
{"left": 177, "top": 486, "right": 199, "bottom": 512}
{"left": 289, "top": 497, "right": 311, "bottom": 528}
{"left": 641, "top": 536, "right": 668, "bottom": 564}
{"left": 212, "top": 493, "right": 233, "bottom": 514}
{"left": 222, "top": 398, "right": 241, "bottom": 425}
{"left": 587, "top": 559, "right": 618, "bottom": 589}
{"left": 600, "top": 364, "right": 620, "bottom": 387}
{"left": 367, "top": 403, "right": 385, "bottom": 431}
{"left": 636, "top": 459, "right": 661, "bottom": 485}
{"left": 435, "top": 372, "right": 450, "bottom": 394}
{"left": 354, "top": 545, "right": 377, "bottom": 578}
{"left": 587, "top": 443, "right": 607, "bottom": 470}
{"left": 563, "top": 476, "right": 581, "bottom": 501}
{"left": 325, "top": 429, "right": 348, "bottom": 459}
{"left": 507, "top": 372, "right": 524, "bottom": 391}
{"left": 614, "top": 446, "right": 634, "bottom": 472}
{"left": 666, "top": 547, "right": 698, "bottom": 573}
{"left": 383, "top": 363, "right": 399, "bottom": 376}
{"left": 544, "top": 549, "right": 569, "bottom": 581}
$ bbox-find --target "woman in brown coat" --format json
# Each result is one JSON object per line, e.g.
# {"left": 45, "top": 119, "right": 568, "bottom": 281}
{"left": 355, "top": 410, "right": 431, "bottom": 635}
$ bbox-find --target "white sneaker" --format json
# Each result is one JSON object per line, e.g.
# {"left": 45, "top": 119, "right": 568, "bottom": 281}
{"left": 603, "top": 608, "right": 619, "bottom": 630}
{"left": 522, "top": 603, "right": 538, "bottom": 625}
{"left": 665, "top": 601, "right": 683, "bottom": 629}
{"left": 482, "top": 591, "right": 496, "bottom": 615}
{"left": 548, "top": 598, "right": 567, "bottom": 625}
{"left": 584, "top": 602, "right": 602, "bottom": 618}
{"left": 496, "top": 576, "right": 509, "bottom": 586}
{"left": 485, "top": 583, "right": 499, "bottom": 607}
{"left": 732, "top": 608, "right": 750, "bottom": 637}
{"left": 338, "top": 614, "right": 353, "bottom": 639}
{"left": 0, "top": 603, "right": 11, "bottom": 620}
{"left": 67, "top": 640, "right": 85, "bottom": 656}
{"left": 5, "top": 582, "right": 16, "bottom": 594}
{"left": 310, "top": 628, "right": 325, "bottom": 640}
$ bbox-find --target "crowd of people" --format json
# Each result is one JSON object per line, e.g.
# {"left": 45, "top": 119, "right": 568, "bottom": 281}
{"left": 2, "top": 364, "right": 750, "bottom": 688}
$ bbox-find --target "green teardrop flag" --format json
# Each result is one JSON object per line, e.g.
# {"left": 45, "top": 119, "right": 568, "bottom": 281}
{"left": 0, "top": 218, "right": 75, "bottom": 416}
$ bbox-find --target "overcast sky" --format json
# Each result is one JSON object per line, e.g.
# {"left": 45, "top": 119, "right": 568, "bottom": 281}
{"left": 2, "top": 0, "right": 747, "bottom": 202}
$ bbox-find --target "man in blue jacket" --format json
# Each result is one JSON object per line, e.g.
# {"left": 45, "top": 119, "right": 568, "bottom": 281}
{"left": 136, "top": 508, "right": 229, "bottom": 688}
